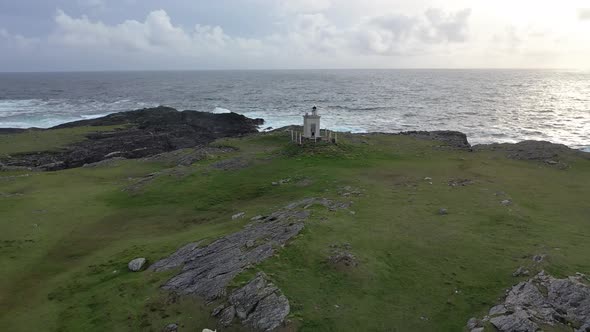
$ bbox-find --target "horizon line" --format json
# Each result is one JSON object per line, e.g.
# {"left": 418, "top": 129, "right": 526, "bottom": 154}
{"left": 0, "top": 67, "right": 587, "bottom": 74}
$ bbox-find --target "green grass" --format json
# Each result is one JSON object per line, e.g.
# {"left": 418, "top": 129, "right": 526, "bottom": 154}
{"left": 1, "top": 131, "right": 589, "bottom": 331}
{"left": 0, "top": 125, "right": 127, "bottom": 155}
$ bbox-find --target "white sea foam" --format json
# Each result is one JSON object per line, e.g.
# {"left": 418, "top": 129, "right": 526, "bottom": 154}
{"left": 212, "top": 107, "right": 232, "bottom": 114}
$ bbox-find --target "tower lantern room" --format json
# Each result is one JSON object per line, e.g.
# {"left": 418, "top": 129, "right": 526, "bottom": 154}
{"left": 303, "top": 106, "right": 321, "bottom": 139}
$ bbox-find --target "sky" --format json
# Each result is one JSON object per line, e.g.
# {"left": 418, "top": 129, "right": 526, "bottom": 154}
{"left": 1, "top": 0, "right": 590, "bottom": 71}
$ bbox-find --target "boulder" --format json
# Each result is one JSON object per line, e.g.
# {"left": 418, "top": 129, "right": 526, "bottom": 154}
{"left": 162, "top": 323, "right": 178, "bottom": 332}
{"left": 128, "top": 258, "right": 147, "bottom": 272}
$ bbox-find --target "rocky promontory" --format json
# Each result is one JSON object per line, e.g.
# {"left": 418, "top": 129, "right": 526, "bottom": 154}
{"left": 0, "top": 106, "right": 263, "bottom": 171}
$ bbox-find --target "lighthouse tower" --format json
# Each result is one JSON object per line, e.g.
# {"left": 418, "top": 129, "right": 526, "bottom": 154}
{"left": 303, "top": 106, "right": 321, "bottom": 139}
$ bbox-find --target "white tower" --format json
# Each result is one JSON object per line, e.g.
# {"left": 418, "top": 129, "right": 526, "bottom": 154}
{"left": 303, "top": 106, "right": 321, "bottom": 139}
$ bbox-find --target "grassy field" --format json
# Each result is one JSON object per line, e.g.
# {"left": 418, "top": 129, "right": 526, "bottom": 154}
{"left": 0, "top": 125, "right": 126, "bottom": 155}
{"left": 1, "top": 127, "right": 589, "bottom": 331}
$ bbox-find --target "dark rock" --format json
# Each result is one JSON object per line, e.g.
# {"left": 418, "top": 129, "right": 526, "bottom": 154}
{"left": 399, "top": 131, "right": 471, "bottom": 149}
{"left": 1, "top": 106, "right": 263, "bottom": 170}
{"left": 149, "top": 198, "right": 350, "bottom": 301}
{"left": 468, "top": 271, "right": 590, "bottom": 332}
{"left": 211, "top": 304, "right": 225, "bottom": 317}
{"left": 473, "top": 140, "right": 589, "bottom": 161}
{"left": 227, "top": 272, "right": 289, "bottom": 331}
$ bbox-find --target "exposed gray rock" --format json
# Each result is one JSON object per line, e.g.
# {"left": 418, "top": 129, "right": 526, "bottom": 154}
{"left": 127, "top": 257, "right": 147, "bottom": 272}
{"left": 82, "top": 157, "right": 126, "bottom": 168}
{"left": 489, "top": 304, "right": 508, "bottom": 316}
{"left": 467, "top": 317, "right": 482, "bottom": 329}
{"left": 512, "top": 266, "right": 530, "bottom": 277}
{"left": 468, "top": 271, "right": 590, "bottom": 332}
{"left": 211, "top": 304, "right": 225, "bottom": 317}
{"left": 490, "top": 310, "right": 538, "bottom": 332}
{"left": 162, "top": 323, "right": 178, "bottom": 332}
{"left": 438, "top": 208, "right": 448, "bottom": 215}
{"left": 501, "top": 199, "right": 512, "bottom": 206}
{"left": 232, "top": 212, "right": 246, "bottom": 220}
{"left": 226, "top": 272, "right": 289, "bottom": 331}
{"left": 149, "top": 197, "right": 350, "bottom": 301}
{"left": 218, "top": 305, "right": 236, "bottom": 327}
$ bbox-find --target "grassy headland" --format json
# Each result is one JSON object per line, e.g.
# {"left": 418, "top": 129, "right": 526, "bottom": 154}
{"left": 1, "top": 126, "right": 589, "bottom": 331}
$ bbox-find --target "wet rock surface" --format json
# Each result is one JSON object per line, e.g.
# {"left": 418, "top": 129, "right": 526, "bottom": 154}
{"left": 149, "top": 197, "right": 350, "bottom": 302}
{"left": 1, "top": 106, "right": 263, "bottom": 170}
{"left": 468, "top": 271, "right": 590, "bottom": 332}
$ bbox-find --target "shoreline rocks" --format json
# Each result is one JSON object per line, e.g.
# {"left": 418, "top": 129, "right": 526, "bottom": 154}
{"left": 1, "top": 106, "right": 263, "bottom": 171}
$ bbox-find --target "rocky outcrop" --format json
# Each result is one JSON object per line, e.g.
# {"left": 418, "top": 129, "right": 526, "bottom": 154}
{"left": 473, "top": 140, "right": 589, "bottom": 162}
{"left": 213, "top": 272, "right": 290, "bottom": 331}
{"left": 467, "top": 271, "right": 590, "bottom": 332}
{"left": 149, "top": 197, "right": 351, "bottom": 302}
{"left": 399, "top": 131, "right": 471, "bottom": 149}
{"left": 1, "top": 106, "right": 263, "bottom": 170}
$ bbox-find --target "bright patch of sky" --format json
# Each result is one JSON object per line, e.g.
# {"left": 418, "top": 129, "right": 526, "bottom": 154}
{"left": 1, "top": 0, "right": 589, "bottom": 71}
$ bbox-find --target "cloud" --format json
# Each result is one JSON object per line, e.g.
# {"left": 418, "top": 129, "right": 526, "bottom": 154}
{"left": 0, "top": 29, "right": 40, "bottom": 49}
{"left": 578, "top": 8, "right": 590, "bottom": 21}
{"left": 48, "top": 7, "right": 471, "bottom": 61}
{"left": 50, "top": 9, "right": 257, "bottom": 57}
{"left": 352, "top": 8, "right": 472, "bottom": 55}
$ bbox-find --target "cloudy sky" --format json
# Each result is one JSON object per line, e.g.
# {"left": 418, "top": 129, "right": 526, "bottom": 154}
{"left": 1, "top": 0, "right": 590, "bottom": 71}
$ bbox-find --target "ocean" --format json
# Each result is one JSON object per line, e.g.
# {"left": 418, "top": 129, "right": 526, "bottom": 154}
{"left": 0, "top": 69, "right": 588, "bottom": 151}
